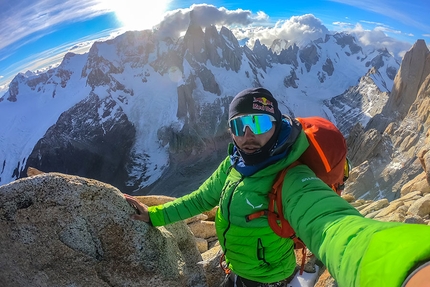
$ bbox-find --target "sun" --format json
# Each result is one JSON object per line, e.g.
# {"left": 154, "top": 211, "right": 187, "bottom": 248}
{"left": 102, "top": 0, "right": 171, "bottom": 31}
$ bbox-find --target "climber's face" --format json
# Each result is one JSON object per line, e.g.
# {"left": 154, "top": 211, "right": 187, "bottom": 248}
{"left": 229, "top": 114, "right": 276, "bottom": 154}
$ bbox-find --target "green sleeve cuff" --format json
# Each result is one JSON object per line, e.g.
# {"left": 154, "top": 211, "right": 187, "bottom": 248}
{"left": 148, "top": 205, "right": 166, "bottom": 226}
{"left": 360, "top": 223, "right": 430, "bottom": 286}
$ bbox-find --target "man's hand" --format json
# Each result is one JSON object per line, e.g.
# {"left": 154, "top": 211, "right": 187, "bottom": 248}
{"left": 404, "top": 262, "right": 430, "bottom": 287}
{"left": 124, "top": 194, "right": 150, "bottom": 222}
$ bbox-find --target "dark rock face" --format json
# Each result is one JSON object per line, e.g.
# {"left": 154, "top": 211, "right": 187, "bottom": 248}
{"left": 332, "top": 33, "right": 362, "bottom": 54}
{"left": 205, "top": 25, "right": 224, "bottom": 67}
{"left": 24, "top": 93, "right": 136, "bottom": 192}
{"left": 284, "top": 69, "right": 299, "bottom": 88}
{"left": 5, "top": 75, "right": 22, "bottom": 102}
{"left": 322, "top": 58, "right": 334, "bottom": 76}
{"left": 218, "top": 26, "right": 243, "bottom": 72}
{"left": 252, "top": 39, "right": 275, "bottom": 70}
{"left": 184, "top": 16, "right": 207, "bottom": 64}
{"left": 177, "top": 80, "right": 197, "bottom": 120}
{"left": 299, "top": 44, "right": 320, "bottom": 72}
{"left": 278, "top": 44, "right": 299, "bottom": 67}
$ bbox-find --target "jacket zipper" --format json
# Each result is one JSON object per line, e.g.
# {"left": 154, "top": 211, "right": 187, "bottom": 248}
{"left": 257, "top": 238, "right": 270, "bottom": 266}
{"left": 221, "top": 177, "right": 243, "bottom": 256}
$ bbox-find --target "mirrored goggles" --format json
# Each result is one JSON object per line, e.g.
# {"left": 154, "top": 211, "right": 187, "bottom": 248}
{"left": 229, "top": 114, "right": 276, "bottom": 136}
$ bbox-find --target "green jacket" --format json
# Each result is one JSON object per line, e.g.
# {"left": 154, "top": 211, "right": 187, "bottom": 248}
{"left": 148, "top": 130, "right": 430, "bottom": 286}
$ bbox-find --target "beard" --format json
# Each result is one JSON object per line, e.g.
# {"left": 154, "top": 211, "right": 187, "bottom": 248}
{"left": 240, "top": 141, "right": 262, "bottom": 153}
{"left": 236, "top": 135, "right": 278, "bottom": 165}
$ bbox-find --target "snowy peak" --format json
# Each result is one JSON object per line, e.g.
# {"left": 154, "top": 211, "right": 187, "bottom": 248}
{"left": 270, "top": 39, "right": 291, "bottom": 54}
{"left": 184, "top": 13, "right": 207, "bottom": 63}
{"left": 0, "top": 24, "right": 403, "bottom": 194}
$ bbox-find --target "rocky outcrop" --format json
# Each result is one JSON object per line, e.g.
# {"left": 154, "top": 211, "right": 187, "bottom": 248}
{"left": 1, "top": 165, "right": 429, "bottom": 287}
{"left": 329, "top": 69, "right": 390, "bottom": 137}
{"left": 418, "top": 131, "right": 430, "bottom": 185}
{"left": 383, "top": 39, "right": 430, "bottom": 121}
{"left": 341, "top": 40, "right": 430, "bottom": 200}
{"left": 0, "top": 171, "right": 207, "bottom": 287}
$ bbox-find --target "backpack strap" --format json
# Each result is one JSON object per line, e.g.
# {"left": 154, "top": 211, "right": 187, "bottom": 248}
{"left": 245, "top": 161, "right": 300, "bottom": 238}
{"left": 266, "top": 163, "right": 297, "bottom": 238}
{"left": 219, "top": 252, "right": 231, "bottom": 274}
{"left": 272, "top": 161, "right": 310, "bottom": 275}
{"left": 300, "top": 121, "right": 331, "bottom": 173}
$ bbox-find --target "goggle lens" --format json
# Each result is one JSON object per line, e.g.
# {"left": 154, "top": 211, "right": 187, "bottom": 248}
{"left": 229, "top": 114, "right": 275, "bottom": 136}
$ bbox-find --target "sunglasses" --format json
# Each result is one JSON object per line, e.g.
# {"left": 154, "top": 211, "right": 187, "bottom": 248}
{"left": 229, "top": 114, "right": 276, "bottom": 136}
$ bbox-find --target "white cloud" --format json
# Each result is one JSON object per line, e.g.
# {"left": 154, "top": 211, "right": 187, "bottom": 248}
{"left": 332, "top": 21, "right": 354, "bottom": 29}
{"left": 234, "top": 14, "right": 330, "bottom": 48}
{"left": 0, "top": 83, "right": 8, "bottom": 95}
{"left": 346, "top": 23, "right": 411, "bottom": 59}
{"left": 0, "top": 3, "right": 417, "bottom": 89}
{"left": 155, "top": 4, "right": 253, "bottom": 39}
{"left": 329, "top": 0, "right": 430, "bottom": 34}
{"left": 0, "top": 0, "right": 113, "bottom": 52}
{"left": 360, "top": 20, "right": 387, "bottom": 27}
{"left": 255, "top": 11, "right": 269, "bottom": 22}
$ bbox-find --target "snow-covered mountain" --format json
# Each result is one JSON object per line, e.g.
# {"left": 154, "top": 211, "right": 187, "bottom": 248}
{"left": 0, "top": 22, "right": 400, "bottom": 193}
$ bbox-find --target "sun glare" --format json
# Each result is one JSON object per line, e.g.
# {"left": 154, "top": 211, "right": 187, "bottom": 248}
{"left": 102, "top": 0, "right": 171, "bottom": 31}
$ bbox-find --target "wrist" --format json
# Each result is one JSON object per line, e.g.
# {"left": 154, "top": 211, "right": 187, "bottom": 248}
{"left": 402, "top": 261, "right": 430, "bottom": 287}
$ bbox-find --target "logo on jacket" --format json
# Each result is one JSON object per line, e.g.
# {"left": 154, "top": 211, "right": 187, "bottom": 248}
{"left": 302, "top": 176, "right": 320, "bottom": 182}
{"left": 246, "top": 198, "right": 263, "bottom": 209}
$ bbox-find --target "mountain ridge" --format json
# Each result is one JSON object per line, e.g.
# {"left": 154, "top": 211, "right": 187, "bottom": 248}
{"left": 0, "top": 23, "right": 401, "bottom": 195}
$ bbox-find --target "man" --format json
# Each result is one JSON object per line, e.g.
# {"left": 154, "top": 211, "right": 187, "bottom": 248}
{"left": 125, "top": 87, "right": 430, "bottom": 287}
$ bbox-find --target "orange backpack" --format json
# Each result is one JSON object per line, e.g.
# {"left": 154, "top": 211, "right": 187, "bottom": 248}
{"left": 247, "top": 116, "right": 349, "bottom": 274}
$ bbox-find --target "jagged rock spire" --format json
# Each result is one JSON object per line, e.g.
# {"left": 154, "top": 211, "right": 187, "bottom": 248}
{"left": 384, "top": 39, "right": 430, "bottom": 120}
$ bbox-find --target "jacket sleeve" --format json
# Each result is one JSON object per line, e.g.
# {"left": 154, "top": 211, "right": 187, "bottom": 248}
{"left": 147, "top": 157, "right": 230, "bottom": 226}
{"left": 282, "top": 164, "right": 430, "bottom": 287}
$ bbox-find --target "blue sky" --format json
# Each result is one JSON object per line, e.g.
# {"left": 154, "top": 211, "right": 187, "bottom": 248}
{"left": 1, "top": 0, "right": 429, "bottom": 92}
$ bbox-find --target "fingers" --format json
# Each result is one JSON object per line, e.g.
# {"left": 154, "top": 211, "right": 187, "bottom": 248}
{"left": 123, "top": 193, "right": 136, "bottom": 202}
{"left": 131, "top": 213, "right": 145, "bottom": 221}
{"left": 123, "top": 193, "right": 150, "bottom": 222}
{"left": 124, "top": 195, "right": 141, "bottom": 214}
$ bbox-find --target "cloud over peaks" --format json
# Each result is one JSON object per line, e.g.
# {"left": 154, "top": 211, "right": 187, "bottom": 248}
{"left": 156, "top": 7, "right": 330, "bottom": 49}
{"left": 234, "top": 14, "right": 330, "bottom": 48}
{"left": 344, "top": 23, "right": 412, "bottom": 58}
{"left": 155, "top": 4, "right": 253, "bottom": 39}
